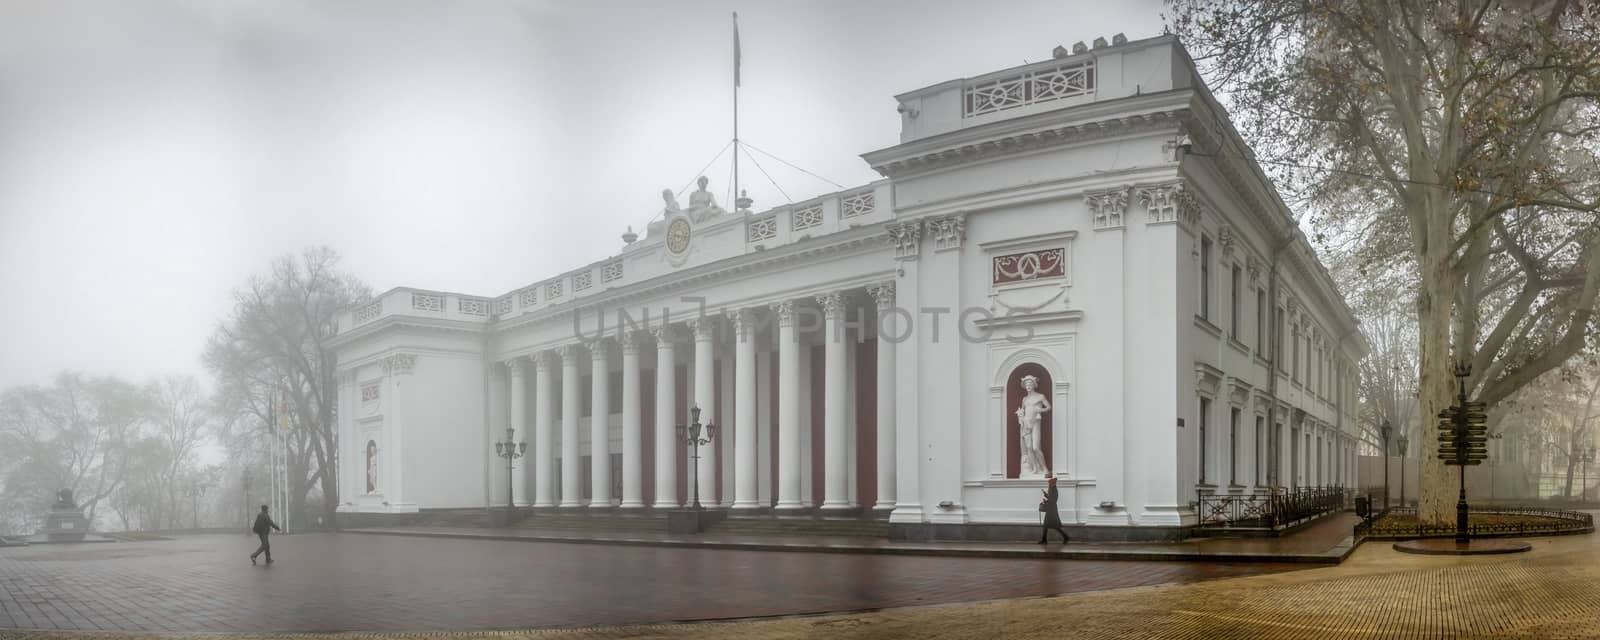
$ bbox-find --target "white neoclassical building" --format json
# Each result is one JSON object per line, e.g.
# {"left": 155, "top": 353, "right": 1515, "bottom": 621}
{"left": 330, "top": 34, "right": 1368, "bottom": 540}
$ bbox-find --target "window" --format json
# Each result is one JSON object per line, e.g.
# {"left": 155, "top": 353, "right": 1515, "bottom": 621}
{"left": 1276, "top": 308, "right": 1286, "bottom": 372}
{"left": 1292, "top": 326, "right": 1301, "bottom": 382}
{"left": 1199, "top": 397, "right": 1211, "bottom": 484}
{"left": 1255, "top": 416, "right": 1265, "bottom": 485}
{"left": 1256, "top": 289, "right": 1266, "bottom": 353}
{"left": 1230, "top": 265, "right": 1241, "bottom": 338}
{"left": 1200, "top": 236, "right": 1212, "bottom": 321}
{"left": 1229, "top": 407, "right": 1240, "bottom": 485}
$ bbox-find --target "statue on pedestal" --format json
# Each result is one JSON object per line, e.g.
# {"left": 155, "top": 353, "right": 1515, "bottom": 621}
{"left": 45, "top": 488, "right": 89, "bottom": 542}
{"left": 687, "top": 176, "right": 726, "bottom": 222}
{"left": 1013, "top": 375, "right": 1051, "bottom": 478}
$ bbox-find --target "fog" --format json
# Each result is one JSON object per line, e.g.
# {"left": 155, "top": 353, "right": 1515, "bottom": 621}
{"left": 0, "top": 0, "right": 1162, "bottom": 389}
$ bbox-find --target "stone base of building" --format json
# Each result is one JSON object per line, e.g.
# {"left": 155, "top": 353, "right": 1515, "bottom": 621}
{"left": 890, "top": 522, "right": 1192, "bottom": 543}
{"left": 44, "top": 509, "right": 90, "bottom": 542}
{"left": 666, "top": 509, "right": 727, "bottom": 534}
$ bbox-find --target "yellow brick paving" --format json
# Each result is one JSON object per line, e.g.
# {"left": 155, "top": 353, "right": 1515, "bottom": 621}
{"left": 7, "top": 533, "right": 1599, "bottom": 640}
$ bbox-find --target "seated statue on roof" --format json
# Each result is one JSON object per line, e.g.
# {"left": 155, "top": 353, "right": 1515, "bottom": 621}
{"left": 686, "top": 175, "right": 726, "bottom": 222}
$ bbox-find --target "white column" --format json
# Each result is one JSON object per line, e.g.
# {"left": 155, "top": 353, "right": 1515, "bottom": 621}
{"left": 560, "top": 344, "right": 583, "bottom": 507}
{"left": 772, "top": 301, "right": 802, "bottom": 511}
{"left": 690, "top": 317, "right": 717, "bottom": 507}
{"left": 653, "top": 327, "right": 679, "bottom": 509}
{"left": 818, "top": 292, "right": 850, "bottom": 512}
{"left": 620, "top": 331, "right": 645, "bottom": 508}
{"left": 868, "top": 283, "right": 896, "bottom": 512}
{"left": 509, "top": 357, "right": 530, "bottom": 507}
{"left": 533, "top": 351, "right": 556, "bottom": 508}
{"left": 590, "top": 339, "right": 613, "bottom": 508}
{"left": 733, "top": 309, "right": 760, "bottom": 509}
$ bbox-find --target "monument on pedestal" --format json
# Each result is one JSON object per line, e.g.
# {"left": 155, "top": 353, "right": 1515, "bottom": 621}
{"left": 44, "top": 489, "right": 90, "bottom": 542}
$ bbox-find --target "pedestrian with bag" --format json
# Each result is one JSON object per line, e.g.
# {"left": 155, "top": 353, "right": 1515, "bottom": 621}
{"left": 250, "top": 504, "right": 281, "bottom": 565}
{"left": 1038, "top": 474, "right": 1069, "bottom": 544}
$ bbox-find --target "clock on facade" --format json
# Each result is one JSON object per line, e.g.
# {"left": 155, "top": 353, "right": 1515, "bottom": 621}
{"left": 666, "top": 218, "right": 691, "bottom": 254}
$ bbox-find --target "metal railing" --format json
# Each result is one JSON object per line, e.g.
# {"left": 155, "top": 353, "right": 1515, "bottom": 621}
{"left": 1195, "top": 486, "right": 1348, "bottom": 530}
{"left": 1355, "top": 506, "right": 1594, "bottom": 540}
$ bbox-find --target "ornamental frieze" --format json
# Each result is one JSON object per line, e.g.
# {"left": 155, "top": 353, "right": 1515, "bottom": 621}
{"left": 992, "top": 248, "right": 1066, "bottom": 285}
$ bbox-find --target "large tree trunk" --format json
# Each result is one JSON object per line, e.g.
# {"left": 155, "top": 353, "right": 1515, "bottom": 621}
{"left": 1416, "top": 234, "right": 1458, "bottom": 524}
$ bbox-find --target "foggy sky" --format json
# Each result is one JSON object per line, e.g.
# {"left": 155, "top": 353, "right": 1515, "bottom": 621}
{"left": 0, "top": 0, "right": 1165, "bottom": 390}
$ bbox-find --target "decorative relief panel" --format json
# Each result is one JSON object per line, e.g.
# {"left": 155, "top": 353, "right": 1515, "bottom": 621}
{"left": 1087, "top": 188, "right": 1129, "bottom": 229}
{"left": 354, "top": 301, "right": 382, "bottom": 325}
{"left": 928, "top": 214, "right": 966, "bottom": 252}
{"left": 1246, "top": 254, "right": 1263, "bottom": 283}
{"left": 841, "top": 191, "right": 875, "bottom": 218}
{"left": 885, "top": 220, "right": 922, "bottom": 260}
{"left": 964, "top": 59, "right": 1095, "bottom": 117}
{"left": 792, "top": 204, "right": 824, "bottom": 231}
{"left": 412, "top": 293, "right": 444, "bottom": 312}
{"left": 458, "top": 297, "right": 488, "bottom": 316}
{"left": 747, "top": 216, "right": 777, "bottom": 242}
{"left": 1219, "top": 225, "right": 1236, "bottom": 258}
{"left": 574, "top": 271, "right": 593, "bottom": 291}
{"left": 382, "top": 353, "right": 417, "bottom": 376}
{"left": 360, "top": 383, "right": 380, "bottom": 402}
{"left": 601, "top": 261, "right": 624, "bottom": 283}
{"left": 518, "top": 288, "right": 537, "bottom": 308}
{"left": 992, "top": 248, "right": 1066, "bottom": 285}
{"left": 495, "top": 297, "right": 512, "bottom": 316}
{"left": 547, "top": 281, "right": 563, "bottom": 300}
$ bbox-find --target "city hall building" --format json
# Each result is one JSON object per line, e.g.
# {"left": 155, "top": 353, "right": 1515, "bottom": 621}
{"left": 330, "top": 34, "right": 1368, "bottom": 539}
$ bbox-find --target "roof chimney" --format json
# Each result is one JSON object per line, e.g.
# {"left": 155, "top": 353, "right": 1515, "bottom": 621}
{"left": 1072, "top": 41, "right": 1088, "bottom": 54}
{"left": 1092, "top": 36, "right": 1109, "bottom": 49}
{"left": 1112, "top": 32, "right": 1128, "bottom": 45}
{"left": 1051, "top": 45, "right": 1069, "bottom": 59}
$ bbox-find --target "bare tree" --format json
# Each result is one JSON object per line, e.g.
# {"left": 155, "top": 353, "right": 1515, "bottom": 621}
{"left": 205, "top": 247, "right": 370, "bottom": 528}
{"left": 1169, "top": 0, "right": 1600, "bottom": 523}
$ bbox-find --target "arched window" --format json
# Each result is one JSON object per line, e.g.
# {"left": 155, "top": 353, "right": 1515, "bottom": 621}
{"left": 1005, "top": 363, "right": 1054, "bottom": 478}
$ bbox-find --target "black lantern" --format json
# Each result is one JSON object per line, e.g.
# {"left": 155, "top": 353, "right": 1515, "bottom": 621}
{"left": 1396, "top": 432, "right": 1408, "bottom": 507}
{"left": 676, "top": 405, "right": 716, "bottom": 510}
{"left": 1380, "top": 420, "right": 1392, "bottom": 510}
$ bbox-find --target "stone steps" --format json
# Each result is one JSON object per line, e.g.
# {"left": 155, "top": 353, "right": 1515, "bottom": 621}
{"left": 708, "top": 517, "right": 889, "bottom": 538}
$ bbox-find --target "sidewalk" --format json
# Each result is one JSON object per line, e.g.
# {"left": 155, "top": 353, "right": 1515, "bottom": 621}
{"left": 347, "top": 512, "right": 1359, "bottom": 564}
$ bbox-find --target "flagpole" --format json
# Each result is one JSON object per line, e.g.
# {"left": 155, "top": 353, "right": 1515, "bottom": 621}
{"left": 732, "top": 11, "right": 740, "bottom": 210}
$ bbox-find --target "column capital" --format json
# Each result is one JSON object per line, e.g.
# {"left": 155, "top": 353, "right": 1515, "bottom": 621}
{"left": 555, "top": 343, "right": 579, "bottom": 362}
{"left": 651, "top": 325, "right": 677, "bottom": 347}
{"left": 867, "top": 282, "right": 896, "bottom": 310}
{"left": 687, "top": 316, "right": 716, "bottom": 341}
{"left": 1087, "top": 187, "right": 1130, "bottom": 229}
{"left": 507, "top": 356, "right": 529, "bottom": 376}
{"left": 620, "top": 329, "right": 644, "bottom": 355}
{"left": 589, "top": 338, "right": 611, "bottom": 361}
{"left": 815, "top": 292, "right": 848, "bottom": 318}
{"left": 770, "top": 300, "right": 797, "bottom": 327}
{"left": 531, "top": 350, "right": 552, "bottom": 371}
{"left": 731, "top": 308, "right": 759, "bottom": 341}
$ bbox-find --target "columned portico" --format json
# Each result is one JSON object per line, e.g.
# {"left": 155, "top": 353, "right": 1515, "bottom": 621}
{"left": 690, "top": 318, "right": 717, "bottom": 507}
{"left": 868, "top": 283, "right": 896, "bottom": 514}
{"left": 533, "top": 351, "right": 556, "bottom": 508}
{"left": 559, "top": 344, "right": 582, "bottom": 508}
{"left": 772, "top": 300, "right": 803, "bottom": 512}
{"left": 508, "top": 357, "right": 530, "bottom": 507}
{"left": 619, "top": 331, "right": 645, "bottom": 509}
{"left": 590, "top": 339, "right": 613, "bottom": 509}
{"left": 652, "top": 327, "right": 679, "bottom": 509}
{"left": 818, "top": 292, "right": 851, "bottom": 513}
{"left": 732, "top": 309, "right": 761, "bottom": 510}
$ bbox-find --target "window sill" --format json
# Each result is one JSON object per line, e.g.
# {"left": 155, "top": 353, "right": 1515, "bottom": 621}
{"left": 1227, "top": 337, "right": 1251, "bottom": 357}
{"left": 1194, "top": 316, "right": 1223, "bottom": 339}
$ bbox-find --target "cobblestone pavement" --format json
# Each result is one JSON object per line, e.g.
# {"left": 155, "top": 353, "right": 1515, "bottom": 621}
{"left": 0, "top": 532, "right": 1301, "bottom": 635}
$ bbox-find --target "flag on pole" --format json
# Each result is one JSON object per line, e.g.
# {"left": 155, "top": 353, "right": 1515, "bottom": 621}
{"left": 733, "top": 12, "right": 741, "bottom": 88}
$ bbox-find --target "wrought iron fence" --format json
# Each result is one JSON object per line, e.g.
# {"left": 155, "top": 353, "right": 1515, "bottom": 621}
{"left": 1195, "top": 486, "right": 1348, "bottom": 530}
{"left": 1354, "top": 506, "right": 1595, "bottom": 540}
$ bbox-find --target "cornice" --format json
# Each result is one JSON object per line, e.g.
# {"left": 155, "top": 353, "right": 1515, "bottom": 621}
{"left": 329, "top": 314, "right": 488, "bottom": 349}
{"left": 492, "top": 224, "right": 892, "bottom": 335}
{"left": 864, "top": 93, "right": 1190, "bottom": 179}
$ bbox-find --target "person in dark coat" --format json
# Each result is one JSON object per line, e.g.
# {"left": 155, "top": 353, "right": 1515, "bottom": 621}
{"left": 250, "top": 505, "right": 281, "bottom": 565}
{"left": 1038, "top": 475, "right": 1069, "bottom": 544}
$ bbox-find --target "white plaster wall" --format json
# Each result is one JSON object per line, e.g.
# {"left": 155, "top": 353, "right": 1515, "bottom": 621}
{"left": 402, "top": 353, "right": 488, "bottom": 509}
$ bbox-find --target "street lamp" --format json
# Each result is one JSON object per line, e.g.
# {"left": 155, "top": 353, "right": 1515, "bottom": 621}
{"left": 1381, "top": 420, "right": 1393, "bottom": 510}
{"left": 1397, "top": 433, "right": 1409, "bottom": 508}
{"left": 242, "top": 471, "right": 252, "bottom": 535}
{"left": 494, "top": 426, "right": 527, "bottom": 524}
{"left": 676, "top": 405, "right": 716, "bottom": 510}
{"left": 1487, "top": 432, "right": 1503, "bottom": 501}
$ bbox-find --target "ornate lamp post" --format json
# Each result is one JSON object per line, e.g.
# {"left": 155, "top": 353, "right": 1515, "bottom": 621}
{"left": 676, "top": 405, "right": 716, "bottom": 510}
{"left": 1487, "top": 432, "right": 1503, "bottom": 501}
{"left": 1381, "top": 420, "right": 1393, "bottom": 510}
{"left": 494, "top": 427, "right": 527, "bottom": 523}
{"left": 1582, "top": 445, "right": 1596, "bottom": 503}
{"left": 241, "top": 471, "right": 252, "bottom": 534}
{"left": 1397, "top": 433, "right": 1409, "bottom": 508}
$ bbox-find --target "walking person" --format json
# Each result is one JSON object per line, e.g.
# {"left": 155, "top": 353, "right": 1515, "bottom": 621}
{"left": 1038, "top": 474, "right": 1069, "bottom": 544}
{"left": 250, "top": 505, "right": 281, "bottom": 565}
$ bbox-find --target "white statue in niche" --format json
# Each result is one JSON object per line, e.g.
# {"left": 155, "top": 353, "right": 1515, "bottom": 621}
{"left": 1013, "top": 375, "right": 1051, "bottom": 478}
